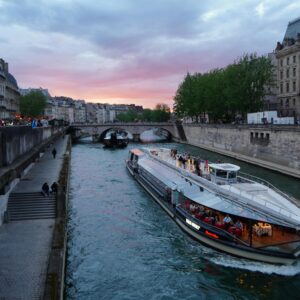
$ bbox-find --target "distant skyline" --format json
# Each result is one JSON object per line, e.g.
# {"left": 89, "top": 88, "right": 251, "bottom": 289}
{"left": 1, "top": 0, "right": 299, "bottom": 108}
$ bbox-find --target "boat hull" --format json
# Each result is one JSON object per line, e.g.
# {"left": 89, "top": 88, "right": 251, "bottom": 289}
{"left": 126, "top": 162, "right": 296, "bottom": 265}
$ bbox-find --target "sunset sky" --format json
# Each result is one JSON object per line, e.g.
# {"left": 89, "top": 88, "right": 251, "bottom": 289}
{"left": 1, "top": 0, "right": 299, "bottom": 108}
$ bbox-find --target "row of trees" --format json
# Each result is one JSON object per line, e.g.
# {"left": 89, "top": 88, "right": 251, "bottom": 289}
{"left": 173, "top": 54, "right": 274, "bottom": 123}
{"left": 116, "top": 103, "right": 171, "bottom": 122}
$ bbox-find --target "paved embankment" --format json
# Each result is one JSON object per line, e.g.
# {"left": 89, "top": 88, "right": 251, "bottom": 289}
{"left": 0, "top": 135, "right": 69, "bottom": 299}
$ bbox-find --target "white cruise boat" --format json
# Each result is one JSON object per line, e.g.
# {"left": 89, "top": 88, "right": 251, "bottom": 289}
{"left": 126, "top": 147, "right": 300, "bottom": 265}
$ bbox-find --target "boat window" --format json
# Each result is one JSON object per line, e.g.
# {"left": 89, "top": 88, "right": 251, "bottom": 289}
{"left": 216, "top": 169, "right": 227, "bottom": 178}
{"left": 228, "top": 171, "right": 236, "bottom": 179}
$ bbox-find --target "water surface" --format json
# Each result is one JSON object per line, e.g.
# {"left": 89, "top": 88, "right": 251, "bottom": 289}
{"left": 66, "top": 141, "right": 300, "bottom": 299}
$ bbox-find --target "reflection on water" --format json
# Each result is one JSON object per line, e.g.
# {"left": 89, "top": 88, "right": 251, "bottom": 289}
{"left": 66, "top": 141, "right": 300, "bottom": 299}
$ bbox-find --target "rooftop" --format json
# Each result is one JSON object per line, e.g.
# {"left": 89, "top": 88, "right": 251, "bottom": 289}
{"left": 284, "top": 17, "right": 300, "bottom": 41}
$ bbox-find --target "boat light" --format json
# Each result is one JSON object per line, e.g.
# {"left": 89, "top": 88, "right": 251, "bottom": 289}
{"left": 205, "top": 230, "right": 219, "bottom": 239}
{"left": 186, "top": 219, "right": 200, "bottom": 230}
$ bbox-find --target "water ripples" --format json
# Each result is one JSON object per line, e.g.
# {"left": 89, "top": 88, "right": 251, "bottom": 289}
{"left": 66, "top": 142, "right": 300, "bottom": 299}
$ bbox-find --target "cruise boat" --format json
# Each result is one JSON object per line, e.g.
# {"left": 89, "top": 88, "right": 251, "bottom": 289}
{"left": 126, "top": 148, "right": 300, "bottom": 265}
{"left": 103, "top": 131, "right": 129, "bottom": 148}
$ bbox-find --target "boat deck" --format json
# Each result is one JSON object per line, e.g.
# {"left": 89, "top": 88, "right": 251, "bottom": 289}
{"left": 148, "top": 148, "right": 300, "bottom": 225}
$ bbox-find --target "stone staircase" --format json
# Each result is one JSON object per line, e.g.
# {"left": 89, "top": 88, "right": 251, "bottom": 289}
{"left": 6, "top": 192, "right": 57, "bottom": 221}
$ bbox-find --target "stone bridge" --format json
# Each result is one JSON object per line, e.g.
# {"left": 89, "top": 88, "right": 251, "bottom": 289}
{"left": 70, "top": 122, "right": 183, "bottom": 142}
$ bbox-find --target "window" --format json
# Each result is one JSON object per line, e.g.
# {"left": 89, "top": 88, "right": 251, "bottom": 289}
{"left": 280, "top": 99, "right": 283, "bottom": 107}
{"left": 293, "top": 98, "right": 296, "bottom": 106}
{"left": 293, "top": 82, "right": 296, "bottom": 92}
{"left": 293, "top": 68, "right": 296, "bottom": 77}
{"left": 266, "top": 133, "right": 270, "bottom": 140}
{"left": 228, "top": 171, "right": 236, "bottom": 179}
{"left": 280, "top": 59, "right": 283, "bottom": 67}
{"left": 287, "top": 57, "right": 290, "bottom": 65}
{"left": 260, "top": 133, "right": 264, "bottom": 139}
{"left": 286, "top": 82, "right": 289, "bottom": 93}
{"left": 286, "top": 99, "right": 289, "bottom": 107}
{"left": 216, "top": 170, "right": 227, "bottom": 178}
{"left": 280, "top": 83, "right": 283, "bottom": 93}
{"left": 255, "top": 132, "right": 259, "bottom": 138}
{"left": 286, "top": 68, "right": 289, "bottom": 78}
{"left": 280, "top": 71, "right": 283, "bottom": 79}
{"left": 293, "top": 56, "right": 296, "bottom": 63}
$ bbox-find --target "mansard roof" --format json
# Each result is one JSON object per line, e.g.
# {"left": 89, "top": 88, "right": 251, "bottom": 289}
{"left": 284, "top": 17, "right": 300, "bottom": 41}
{"left": 6, "top": 72, "right": 18, "bottom": 88}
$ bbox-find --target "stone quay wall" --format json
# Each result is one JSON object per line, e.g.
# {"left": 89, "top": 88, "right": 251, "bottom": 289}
{"left": 0, "top": 126, "right": 63, "bottom": 194}
{"left": 0, "top": 126, "right": 60, "bottom": 167}
{"left": 182, "top": 124, "right": 300, "bottom": 178}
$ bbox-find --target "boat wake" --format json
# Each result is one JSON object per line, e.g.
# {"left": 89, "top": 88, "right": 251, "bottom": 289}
{"left": 208, "top": 251, "right": 300, "bottom": 276}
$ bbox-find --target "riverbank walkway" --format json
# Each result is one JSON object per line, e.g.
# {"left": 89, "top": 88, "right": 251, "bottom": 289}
{"left": 0, "top": 136, "right": 69, "bottom": 299}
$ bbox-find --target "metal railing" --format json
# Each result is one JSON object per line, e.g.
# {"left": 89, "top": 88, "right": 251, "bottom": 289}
{"left": 238, "top": 172, "right": 300, "bottom": 206}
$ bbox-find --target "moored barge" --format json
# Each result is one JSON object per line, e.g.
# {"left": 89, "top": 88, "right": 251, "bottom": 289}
{"left": 126, "top": 148, "right": 300, "bottom": 265}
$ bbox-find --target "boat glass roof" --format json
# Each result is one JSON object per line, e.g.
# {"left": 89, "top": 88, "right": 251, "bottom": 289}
{"left": 138, "top": 155, "right": 297, "bottom": 227}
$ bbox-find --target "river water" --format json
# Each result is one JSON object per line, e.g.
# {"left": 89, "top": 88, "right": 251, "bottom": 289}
{"left": 66, "top": 141, "right": 300, "bottom": 300}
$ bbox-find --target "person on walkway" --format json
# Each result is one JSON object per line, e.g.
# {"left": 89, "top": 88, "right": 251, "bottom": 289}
{"left": 41, "top": 182, "right": 50, "bottom": 196}
{"left": 51, "top": 182, "right": 58, "bottom": 194}
{"left": 52, "top": 147, "right": 57, "bottom": 159}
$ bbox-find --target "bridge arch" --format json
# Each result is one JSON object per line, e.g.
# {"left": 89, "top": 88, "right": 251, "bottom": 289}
{"left": 70, "top": 122, "right": 179, "bottom": 142}
{"left": 99, "top": 127, "right": 133, "bottom": 141}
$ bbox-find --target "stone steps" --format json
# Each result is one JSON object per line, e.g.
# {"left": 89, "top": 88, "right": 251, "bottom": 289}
{"left": 7, "top": 192, "right": 57, "bottom": 221}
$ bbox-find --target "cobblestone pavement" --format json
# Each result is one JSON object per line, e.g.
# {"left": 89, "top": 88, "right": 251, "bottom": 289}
{"left": 0, "top": 136, "right": 69, "bottom": 299}
{"left": 0, "top": 220, "right": 54, "bottom": 300}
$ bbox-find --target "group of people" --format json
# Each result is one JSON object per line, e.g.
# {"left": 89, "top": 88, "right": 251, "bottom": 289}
{"left": 31, "top": 118, "right": 48, "bottom": 128}
{"left": 170, "top": 149, "right": 210, "bottom": 176}
{"left": 41, "top": 182, "right": 58, "bottom": 197}
{"left": 184, "top": 200, "right": 244, "bottom": 235}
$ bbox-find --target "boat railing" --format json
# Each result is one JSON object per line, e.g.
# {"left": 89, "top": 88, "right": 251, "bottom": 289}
{"left": 238, "top": 172, "right": 300, "bottom": 207}
{"left": 226, "top": 183, "right": 300, "bottom": 222}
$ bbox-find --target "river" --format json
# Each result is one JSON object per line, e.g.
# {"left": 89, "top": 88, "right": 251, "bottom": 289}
{"left": 66, "top": 141, "right": 300, "bottom": 300}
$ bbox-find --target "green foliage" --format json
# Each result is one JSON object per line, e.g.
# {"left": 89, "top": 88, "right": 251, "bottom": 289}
{"left": 173, "top": 53, "right": 274, "bottom": 123}
{"left": 20, "top": 91, "right": 47, "bottom": 118}
{"left": 116, "top": 104, "right": 171, "bottom": 122}
{"left": 116, "top": 109, "right": 138, "bottom": 122}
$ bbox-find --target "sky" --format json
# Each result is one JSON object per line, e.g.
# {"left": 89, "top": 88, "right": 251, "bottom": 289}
{"left": 0, "top": 0, "right": 299, "bottom": 108}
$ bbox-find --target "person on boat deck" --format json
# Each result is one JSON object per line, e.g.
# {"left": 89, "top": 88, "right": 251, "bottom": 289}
{"left": 235, "top": 220, "right": 243, "bottom": 231}
{"left": 194, "top": 159, "right": 202, "bottom": 176}
{"left": 223, "top": 214, "right": 233, "bottom": 228}
{"left": 198, "top": 205, "right": 205, "bottom": 212}
{"left": 189, "top": 203, "right": 197, "bottom": 212}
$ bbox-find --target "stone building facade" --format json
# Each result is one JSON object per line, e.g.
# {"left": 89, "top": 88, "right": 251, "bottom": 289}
{"left": 0, "top": 59, "right": 20, "bottom": 120}
{"left": 275, "top": 17, "right": 300, "bottom": 121}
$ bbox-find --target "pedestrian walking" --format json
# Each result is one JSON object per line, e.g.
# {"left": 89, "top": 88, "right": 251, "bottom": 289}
{"left": 52, "top": 147, "right": 57, "bottom": 159}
